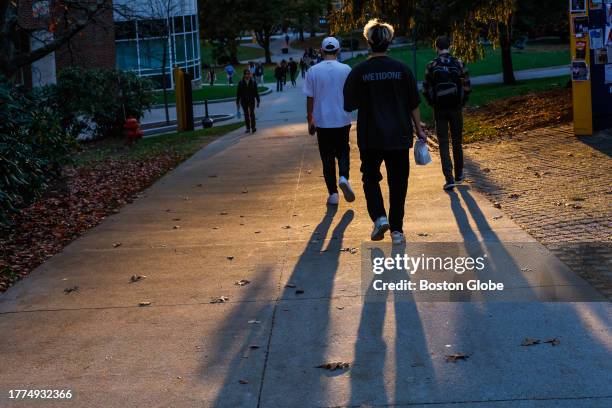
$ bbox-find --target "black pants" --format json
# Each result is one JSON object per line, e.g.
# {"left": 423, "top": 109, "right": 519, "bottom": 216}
{"left": 290, "top": 71, "right": 297, "bottom": 86}
{"left": 276, "top": 79, "right": 283, "bottom": 92}
{"left": 360, "top": 149, "right": 410, "bottom": 233}
{"left": 241, "top": 101, "right": 256, "bottom": 130}
{"left": 316, "top": 126, "right": 351, "bottom": 195}
{"left": 434, "top": 108, "right": 464, "bottom": 182}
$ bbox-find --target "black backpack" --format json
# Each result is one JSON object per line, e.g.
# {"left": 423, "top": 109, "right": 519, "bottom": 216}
{"left": 431, "top": 56, "right": 463, "bottom": 109}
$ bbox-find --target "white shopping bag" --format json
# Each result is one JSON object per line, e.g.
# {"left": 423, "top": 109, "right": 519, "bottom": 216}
{"left": 414, "top": 139, "right": 432, "bottom": 166}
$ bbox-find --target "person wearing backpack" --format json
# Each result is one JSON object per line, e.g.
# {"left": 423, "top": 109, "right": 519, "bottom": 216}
{"left": 423, "top": 36, "right": 471, "bottom": 191}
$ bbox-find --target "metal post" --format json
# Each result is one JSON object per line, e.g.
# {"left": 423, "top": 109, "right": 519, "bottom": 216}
{"left": 412, "top": 27, "right": 417, "bottom": 78}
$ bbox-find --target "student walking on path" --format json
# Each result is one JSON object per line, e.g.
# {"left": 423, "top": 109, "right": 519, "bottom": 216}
{"left": 255, "top": 63, "right": 264, "bottom": 85}
{"left": 288, "top": 57, "right": 298, "bottom": 86}
{"left": 225, "top": 63, "right": 235, "bottom": 85}
{"left": 236, "top": 69, "right": 260, "bottom": 133}
{"left": 303, "top": 37, "right": 355, "bottom": 206}
{"left": 344, "top": 19, "right": 427, "bottom": 245}
{"left": 274, "top": 62, "right": 284, "bottom": 92}
{"left": 423, "top": 36, "right": 471, "bottom": 191}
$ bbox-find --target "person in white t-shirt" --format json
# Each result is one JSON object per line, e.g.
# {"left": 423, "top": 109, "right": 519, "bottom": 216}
{"left": 303, "top": 37, "right": 355, "bottom": 206}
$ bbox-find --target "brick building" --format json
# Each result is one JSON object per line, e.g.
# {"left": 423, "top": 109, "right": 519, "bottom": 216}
{"left": 16, "top": 0, "right": 200, "bottom": 89}
{"left": 17, "top": 0, "right": 115, "bottom": 87}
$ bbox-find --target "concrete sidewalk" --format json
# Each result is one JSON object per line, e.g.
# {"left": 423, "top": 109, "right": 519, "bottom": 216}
{"left": 0, "top": 83, "right": 610, "bottom": 407}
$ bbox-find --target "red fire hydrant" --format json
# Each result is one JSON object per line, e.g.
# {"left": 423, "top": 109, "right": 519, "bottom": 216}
{"left": 124, "top": 117, "right": 144, "bottom": 145}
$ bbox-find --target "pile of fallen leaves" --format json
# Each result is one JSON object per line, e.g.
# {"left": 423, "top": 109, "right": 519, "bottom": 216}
{"left": 465, "top": 87, "right": 572, "bottom": 139}
{"left": 0, "top": 153, "right": 182, "bottom": 292}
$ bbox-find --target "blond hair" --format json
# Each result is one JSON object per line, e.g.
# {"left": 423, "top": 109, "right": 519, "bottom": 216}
{"left": 363, "top": 19, "right": 395, "bottom": 51}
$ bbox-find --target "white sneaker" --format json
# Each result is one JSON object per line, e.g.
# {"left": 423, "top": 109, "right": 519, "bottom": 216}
{"left": 391, "top": 231, "right": 406, "bottom": 245}
{"left": 371, "top": 216, "right": 390, "bottom": 241}
{"left": 327, "top": 193, "right": 339, "bottom": 206}
{"left": 338, "top": 176, "right": 355, "bottom": 203}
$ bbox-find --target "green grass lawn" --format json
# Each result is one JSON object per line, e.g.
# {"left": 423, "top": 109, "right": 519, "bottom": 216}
{"left": 153, "top": 85, "right": 267, "bottom": 104}
{"left": 419, "top": 75, "right": 570, "bottom": 126}
{"left": 76, "top": 123, "right": 244, "bottom": 165}
{"left": 200, "top": 43, "right": 265, "bottom": 64}
{"left": 345, "top": 45, "right": 570, "bottom": 82}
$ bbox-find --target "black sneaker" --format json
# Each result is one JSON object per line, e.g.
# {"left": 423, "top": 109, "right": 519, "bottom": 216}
{"left": 443, "top": 180, "right": 456, "bottom": 191}
{"left": 245, "top": 129, "right": 251, "bottom": 134}
{"left": 252, "top": 128, "right": 257, "bottom": 133}
{"left": 455, "top": 172, "right": 465, "bottom": 184}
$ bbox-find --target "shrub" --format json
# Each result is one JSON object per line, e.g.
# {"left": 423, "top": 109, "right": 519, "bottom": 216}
{"left": 0, "top": 79, "right": 74, "bottom": 225}
{"left": 53, "top": 68, "right": 155, "bottom": 139}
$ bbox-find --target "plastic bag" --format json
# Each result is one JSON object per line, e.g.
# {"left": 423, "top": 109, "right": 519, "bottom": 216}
{"left": 414, "top": 139, "right": 432, "bottom": 166}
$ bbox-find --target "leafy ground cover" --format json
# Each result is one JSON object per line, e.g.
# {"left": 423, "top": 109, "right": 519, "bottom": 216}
{"left": 0, "top": 123, "right": 242, "bottom": 292}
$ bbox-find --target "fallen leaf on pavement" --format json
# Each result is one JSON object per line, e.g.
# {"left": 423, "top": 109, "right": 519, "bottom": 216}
{"left": 248, "top": 320, "right": 261, "bottom": 324}
{"left": 249, "top": 345, "right": 260, "bottom": 349}
{"left": 210, "top": 296, "right": 229, "bottom": 304}
{"left": 220, "top": 211, "right": 228, "bottom": 215}
{"left": 113, "top": 242, "right": 122, "bottom": 248}
{"left": 130, "top": 275, "right": 146, "bottom": 283}
{"left": 139, "top": 301, "right": 151, "bottom": 307}
{"left": 446, "top": 353, "right": 470, "bottom": 362}
{"left": 227, "top": 256, "right": 234, "bottom": 261}
{"left": 282, "top": 225, "right": 291, "bottom": 229}
{"left": 235, "top": 279, "right": 250, "bottom": 286}
{"left": 285, "top": 284, "right": 296, "bottom": 288}
{"left": 417, "top": 233, "right": 429, "bottom": 237}
{"left": 521, "top": 338, "right": 541, "bottom": 346}
{"left": 509, "top": 193, "right": 520, "bottom": 199}
{"left": 295, "top": 289, "right": 305, "bottom": 295}
{"left": 64, "top": 286, "right": 79, "bottom": 294}
{"left": 493, "top": 202, "right": 502, "bottom": 209}
{"left": 316, "top": 362, "right": 350, "bottom": 370}
{"left": 340, "top": 247, "right": 358, "bottom": 254}
{"left": 239, "top": 379, "right": 249, "bottom": 384}
{"left": 173, "top": 225, "right": 180, "bottom": 229}
{"left": 543, "top": 338, "right": 560, "bottom": 346}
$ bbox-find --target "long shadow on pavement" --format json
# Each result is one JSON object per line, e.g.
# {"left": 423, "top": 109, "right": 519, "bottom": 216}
{"left": 349, "top": 244, "right": 438, "bottom": 405}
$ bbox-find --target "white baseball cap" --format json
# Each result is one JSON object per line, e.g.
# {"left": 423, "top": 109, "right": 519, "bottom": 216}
{"left": 321, "top": 37, "right": 340, "bottom": 52}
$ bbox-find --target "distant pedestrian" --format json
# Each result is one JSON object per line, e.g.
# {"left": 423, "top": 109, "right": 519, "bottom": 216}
{"left": 225, "top": 63, "right": 235, "bottom": 85}
{"left": 303, "top": 37, "right": 355, "bottom": 206}
{"left": 248, "top": 61, "right": 256, "bottom": 75}
{"left": 207, "top": 65, "right": 216, "bottom": 86}
{"left": 344, "top": 19, "right": 427, "bottom": 245}
{"left": 423, "top": 36, "right": 471, "bottom": 191}
{"left": 288, "top": 57, "right": 298, "bottom": 86}
{"left": 281, "top": 59, "right": 288, "bottom": 86}
{"left": 236, "top": 69, "right": 260, "bottom": 133}
{"left": 274, "top": 62, "right": 284, "bottom": 92}
{"left": 255, "top": 63, "right": 264, "bottom": 85}
{"left": 299, "top": 58, "right": 307, "bottom": 78}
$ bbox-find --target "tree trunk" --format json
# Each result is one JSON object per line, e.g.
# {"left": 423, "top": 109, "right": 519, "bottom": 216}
{"left": 500, "top": 20, "right": 516, "bottom": 85}
{"left": 264, "top": 36, "right": 272, "bottom": 64}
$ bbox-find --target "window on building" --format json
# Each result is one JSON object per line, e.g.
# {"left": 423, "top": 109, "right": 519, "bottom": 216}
{"left": 116, "top": 40, "right": 139, "bottom": 70}
{"left": 115, "top": 21, "right": 136, "bottom": 40}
